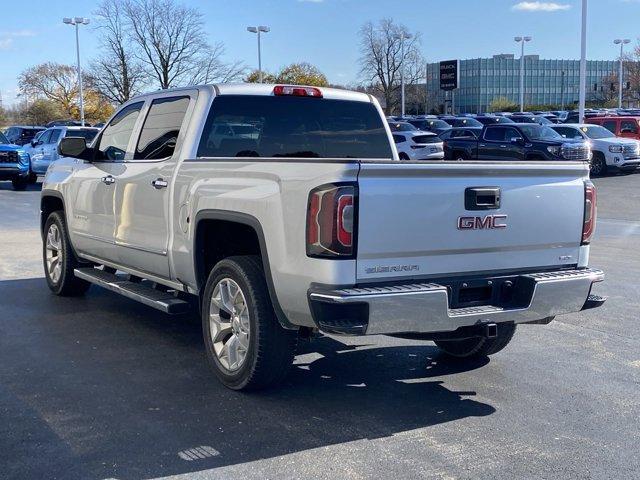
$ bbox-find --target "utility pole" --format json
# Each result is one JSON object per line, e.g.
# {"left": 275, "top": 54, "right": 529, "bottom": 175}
{"left": 578, "top": 0, "right": 587, "bottom": 123}
{"left": 514, "top": 36, "right": 532, "bottom": 112}
{"left": 614, "top": 39, "right": 631, "bottom": 109}
{"left": 247, "top": 26, "right": 270, "bottom": 83}
{"left": 63, "top": 17, "right": 90, "bottom": 126}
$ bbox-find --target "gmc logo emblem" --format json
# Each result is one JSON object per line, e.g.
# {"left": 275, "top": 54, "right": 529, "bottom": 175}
{"left": 458, "top": 215, "right": 507, "bottom": 230}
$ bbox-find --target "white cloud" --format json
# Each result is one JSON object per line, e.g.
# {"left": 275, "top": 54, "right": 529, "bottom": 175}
{"left": 0, "top": 29, "right": 36, "bottom": 37}
{"left": 512, "top": 1, "right": 571, "bottom": 11}
{"left": 0, "top": 38, "right": 13, "bottom": 50}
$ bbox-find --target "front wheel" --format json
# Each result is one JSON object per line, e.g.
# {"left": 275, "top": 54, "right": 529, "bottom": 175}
{"left": 435, "top": 323, "right": 517, "bottom": 359}
{"left": 202, "top": 256, "right": 297, "bottom": 390}
{"left": 43, "top": 211, "right": 91, "bottom": 296}
{"left": 590, "top": 153, "right": 607, "bottom": 177}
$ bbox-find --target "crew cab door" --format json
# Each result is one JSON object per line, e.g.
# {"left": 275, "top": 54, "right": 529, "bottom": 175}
{"left": 112, "top": 93, "right": 195, "bottom": 278}
{"left": 478, "top": 126, "right": 505, "bottom": 159}
{"left": 66, "top": 102, "right": 145, "bottom": 262}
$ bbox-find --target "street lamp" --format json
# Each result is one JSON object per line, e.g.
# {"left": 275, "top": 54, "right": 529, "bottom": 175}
{"left": 247, "top": 26, "right": 270, "bottom": 83}
{"left": 393, "top": 32, "right": 412, "bottom": 117}
{"left": 514, "top": 36, "right": 532, "bottom": 112}
{"left": 63, "top": 17, "right": 89, "bottom": 126}
{"left": 614, "top": 39, "right": 631, "bottom": 109}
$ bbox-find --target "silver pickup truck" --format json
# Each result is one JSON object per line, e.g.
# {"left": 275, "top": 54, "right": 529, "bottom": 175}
{"left": 41, "top": 84, "right": 605, "bottom": 390}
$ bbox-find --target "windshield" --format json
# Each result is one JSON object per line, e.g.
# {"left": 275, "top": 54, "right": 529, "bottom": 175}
{"left": 68, "top": 129, "right": 99, "bottom": 141}
{"left": 580, "top": 125, "right": 616, "bottom": 139}
{"left": 389, "top": 122, "right": 417, "bottom": 132}
{"left": 520, "top": 125, "right": 563, "bottom": 140}
{"left": 0, "top": 132, "right": 8, "bottom": 144}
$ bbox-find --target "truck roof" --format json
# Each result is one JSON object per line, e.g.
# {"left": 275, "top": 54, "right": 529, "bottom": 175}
{"left": 131, "top": 83, "right": 373, "bottom": 104}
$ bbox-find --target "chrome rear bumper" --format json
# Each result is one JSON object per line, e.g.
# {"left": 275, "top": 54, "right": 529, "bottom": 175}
{"left": 309, "top": 268, "right": 604, "bottom": 335}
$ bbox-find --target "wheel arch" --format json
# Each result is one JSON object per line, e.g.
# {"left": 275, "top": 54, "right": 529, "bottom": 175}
{"left": 193, "top": 210, "right": 296, "bottom": 330}
{"left": 40, "top": 190, "right": 66, "bottom": 237}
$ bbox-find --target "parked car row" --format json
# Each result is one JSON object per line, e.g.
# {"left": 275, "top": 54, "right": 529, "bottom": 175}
{"left": 389, "top": 110, "right": 640, "bottom": 175}
{"left": 0, "top": 124, "right": 100, "bottom": 190}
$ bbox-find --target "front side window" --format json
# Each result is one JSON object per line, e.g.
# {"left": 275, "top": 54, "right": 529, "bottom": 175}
{"left": 38, "top": 130, "right": 53, "bottom": 145}
{"left": 197, "top": 95, "right": 393, "bottom": 159}
{"left": 620, "top": 120, "right": 639, "bottom": 134}
{"left": 97, "top": 102, "right": 144, "bottom": 160}
{"left": 135, "top": 96, "right": 190, "bottom": 160}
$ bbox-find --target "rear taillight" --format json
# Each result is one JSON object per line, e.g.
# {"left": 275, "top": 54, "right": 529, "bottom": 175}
{"left": 273, "top": 85, "right": 323, "bottom": 98}
{"left": 582, "top": 180, "right": 597, "bottom": 244}
{"left": 307, "top": 183, "right": 356, "bottom": 258}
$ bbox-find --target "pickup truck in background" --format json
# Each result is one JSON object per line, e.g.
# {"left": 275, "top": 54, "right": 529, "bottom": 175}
{"left": 41, "top": 84, "right": 604, "bottom": 391}
{"left": 551, "top": 123, "right": 640, "bottom": 176}
{"left": 444, "top": 123, "right": 592, "bottom": 162}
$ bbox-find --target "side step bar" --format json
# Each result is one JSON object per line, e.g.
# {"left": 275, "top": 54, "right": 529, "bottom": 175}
{"left": 74, "top": 268, "right": 190, "bottom": 314}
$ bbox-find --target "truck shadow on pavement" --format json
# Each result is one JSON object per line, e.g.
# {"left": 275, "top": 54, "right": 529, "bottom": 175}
{"left": 0, "top": 278, "right": 495, "bottom": 480}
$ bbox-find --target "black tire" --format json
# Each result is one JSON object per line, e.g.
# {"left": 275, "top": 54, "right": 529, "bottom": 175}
{"left": 435, "top": 323, "right": 517, "bottom": 359}
{"left": 590, "top": 153, "right": 607, "bottom": 177}
{"left": 28, "top": 171, "right": 38, "bottom": 184}
{"left": 43, "top": 211, "right": 91, "bottom": 296}
{"left": 399, "top": 152, "right": 410, "bottom": 160}
{"left": 202, "top": 255, "right": 297, "bottom": 391}
{"left": 452, "top": 151, "right": 468, "bottom": 161}
{"left": 11, "top": 177, "right": 28, "bottom": 191}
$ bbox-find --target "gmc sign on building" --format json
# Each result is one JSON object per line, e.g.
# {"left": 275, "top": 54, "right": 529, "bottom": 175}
{"left": 439, "top": 60, "right": 460, "bottom": 91}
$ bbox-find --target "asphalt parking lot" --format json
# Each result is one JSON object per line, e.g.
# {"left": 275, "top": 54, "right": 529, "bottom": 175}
{"left": 1, "top": 174, "right": 639, "bottom": 480}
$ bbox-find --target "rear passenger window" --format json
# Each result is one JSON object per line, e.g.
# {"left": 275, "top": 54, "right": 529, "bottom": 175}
{"left": 98, "top": 102, "right": 144, "bottom": 160}
{"left": 197, "top": 95, "right": 392, "bottom": 159}
{"left": 392, "top": 134, "right": 405, "bottom": 144}
{"left": 602, "top": 121, "right": 617, "bottom": 134}
{"left": 135, "top": 96, "right": 190, "bottom": 160}
{"left": 484, "top": 128, "right": 505, "bottom": 141}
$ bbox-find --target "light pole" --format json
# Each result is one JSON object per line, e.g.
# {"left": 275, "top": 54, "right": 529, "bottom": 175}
{"left": 63, "top": 17, "right": 89, "bottom": 126}
{"left": 394, "top": 31, "right": 412, "bottom": 117}
{"left": 614, "top": 39, "right": 631, "bottom": 109}
{"left": 247, "top": 26, "right": 270, "bottom": 83}
{"left": 578, "top": 0, "right": 587, "bottom": 123}
{"left": 514, "top": 36, "right": 532, "bottom": 112}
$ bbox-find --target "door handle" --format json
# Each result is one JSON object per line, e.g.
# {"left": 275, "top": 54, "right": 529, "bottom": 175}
{"left": 151, "top": 178, "right": 168, "bottom": 189}
{"left": 500, "top": 144, "right": 508, "bottom": 148}
{"left": 479, "top": 144, "right": 486, "bottom": 147}
{"left": 101, "top": 175, "right": 115, "bottom": 185}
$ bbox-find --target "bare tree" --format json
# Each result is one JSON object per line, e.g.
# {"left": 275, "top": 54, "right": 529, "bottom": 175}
{"left": 358, "top": 19, "right": 424, "bottom": 114}
{"left": 122, "top": 0, "right": 244, "bottom": 89}
{"left": 18, "top": 63, "right": 82, "bottom": 116}
{"left": 91, "top": 0, "right": 146, "bottom": 104}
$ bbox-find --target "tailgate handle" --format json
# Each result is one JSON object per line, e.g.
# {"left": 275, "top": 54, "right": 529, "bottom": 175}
{"left": 465, "top": 187, "right": 501, "bottom": 210}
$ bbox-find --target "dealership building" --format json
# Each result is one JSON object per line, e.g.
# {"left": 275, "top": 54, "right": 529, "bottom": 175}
{"left": 422, "top": 54, "right": 622, "bottom": 113}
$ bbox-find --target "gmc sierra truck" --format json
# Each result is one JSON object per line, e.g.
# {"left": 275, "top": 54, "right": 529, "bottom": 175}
{"left": 444, "top": 123, "right": 591, "bottom": 162}
{"left": 41, "top": 84, "right": 605, "bottom": 391}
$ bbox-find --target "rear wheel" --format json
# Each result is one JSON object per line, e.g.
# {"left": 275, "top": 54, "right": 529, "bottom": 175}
{"left": 202, "top": 255, "right": 297, "bottom": 390}
{"left": 43, "top": 211, "right": 91, "bottom": 296}
{"left": 28, "top": 171, "right": 38, "bottom": 184}
{"left": 452, "top": 151, "right": 468, "bottom": 161}
{"left": 590, "top": 153, "right": 607, "bottom": 177}
{"left": 435, "top": 323, "right": 517, "bottom": 359}
{"left": 399, "top": 152, "right": 410, "bottom": 160}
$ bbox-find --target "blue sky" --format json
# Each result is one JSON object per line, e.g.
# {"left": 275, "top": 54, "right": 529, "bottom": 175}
{"left": 2, "top": 0, "right": 640, "bottom": 106}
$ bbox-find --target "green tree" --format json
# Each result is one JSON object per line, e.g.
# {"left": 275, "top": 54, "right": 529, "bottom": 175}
{"left": 488, "top": 97, "right": 518, "bottom": 112}
{"left": 22, "top": 99, "right": 65, "bottom": 125}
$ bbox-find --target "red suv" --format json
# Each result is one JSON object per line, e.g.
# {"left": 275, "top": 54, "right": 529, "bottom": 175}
{"left": 586, "top": 116, "right": 640, "bottom": 140}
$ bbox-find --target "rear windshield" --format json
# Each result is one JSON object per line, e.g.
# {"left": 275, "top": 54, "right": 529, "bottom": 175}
{"left": 197, "top": 95, "right": 392, "bottom": 159}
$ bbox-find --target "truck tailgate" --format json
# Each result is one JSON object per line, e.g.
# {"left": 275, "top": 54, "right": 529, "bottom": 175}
{"left": 356, "top": 161, "right": 588, "bottom": 282}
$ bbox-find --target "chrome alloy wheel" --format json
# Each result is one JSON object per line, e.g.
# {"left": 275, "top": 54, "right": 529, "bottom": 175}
{"left": 45, "top": 223, "right": 63, "bottom": 284}
{"left": 209, "top": 278, "right": 251, "bottom": 372}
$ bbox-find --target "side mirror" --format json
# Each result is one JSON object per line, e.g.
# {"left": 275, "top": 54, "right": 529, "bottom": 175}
{"left": 31, "top": 140, "right": 39, "bottom": 147}
{"left": 511, "top": 137, "right": 525, "bottom": 146}
{"left": 59, "top": 137, "right": 92, "bottom": 160}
